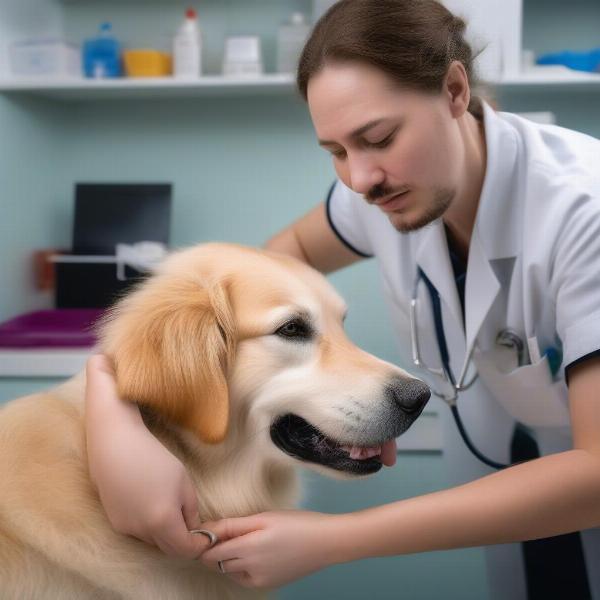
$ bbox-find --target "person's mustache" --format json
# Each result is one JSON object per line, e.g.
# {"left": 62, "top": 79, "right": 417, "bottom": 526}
{"left": 365, "top": 184, "right": 402, "bottom": 204}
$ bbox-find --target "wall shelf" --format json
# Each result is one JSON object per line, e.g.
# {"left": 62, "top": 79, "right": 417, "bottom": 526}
{"left": 1, "top": 68, "right": 599, "bottom": 101}
{"left": 497, "top": 67, "right": 600, "bottom": 89}
{"left": 0, "top": 73, "right": 298, "bottom": 100}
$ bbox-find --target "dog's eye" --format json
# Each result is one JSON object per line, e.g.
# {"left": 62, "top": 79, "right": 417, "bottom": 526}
{"left": 275, "top": 319, "right": 312, "bottom": 340}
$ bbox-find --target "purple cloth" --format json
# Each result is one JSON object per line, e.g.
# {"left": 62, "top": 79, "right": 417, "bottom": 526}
{"left": 0, "top": 309, "right": 104, "bottom": 348}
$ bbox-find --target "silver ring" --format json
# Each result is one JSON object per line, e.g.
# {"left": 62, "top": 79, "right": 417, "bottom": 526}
{"left": 189, "top": 529, "right": 218, "bottom": 548}
{"left": 218, "top": 559, "right": 227, "bottom": 574}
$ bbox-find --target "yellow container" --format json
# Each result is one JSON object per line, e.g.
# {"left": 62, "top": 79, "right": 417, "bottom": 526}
{"left": 123, "top": 49, "right": 172, "bottom": 77}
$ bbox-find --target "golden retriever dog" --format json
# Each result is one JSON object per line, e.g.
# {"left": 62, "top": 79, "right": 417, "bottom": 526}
{"left": 0, "top": 243, "right": 430, "bottom": 599}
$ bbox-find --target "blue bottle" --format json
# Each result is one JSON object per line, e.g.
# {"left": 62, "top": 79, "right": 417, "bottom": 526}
{"left": 83, "top": 22, "right": 122, "bottom": 78}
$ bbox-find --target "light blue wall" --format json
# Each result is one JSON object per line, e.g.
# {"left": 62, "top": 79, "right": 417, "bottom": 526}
{"left": 0, "top": 95, "right": 72, "bottom": 321}
{"left": 1, "top": 1, "right": 599, "bottom": 598}
{"left": 522, "top": 0, "right": 600, "bottom": 55}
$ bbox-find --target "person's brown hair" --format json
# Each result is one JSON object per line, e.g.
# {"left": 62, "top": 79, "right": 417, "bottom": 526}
{"left": 297, "top": 0, "right": 482, "bottom": 115}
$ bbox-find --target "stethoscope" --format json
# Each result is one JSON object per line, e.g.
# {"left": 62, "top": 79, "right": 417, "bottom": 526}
{"left": 410, "top": 268, "right": 525, "bottom": 470}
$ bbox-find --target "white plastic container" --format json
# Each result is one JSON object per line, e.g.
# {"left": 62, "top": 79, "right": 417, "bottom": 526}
{"left": 173, "top": 7, "right": 201, "bottom": 78}
{"left": 277, "top": 12, "right": 311, "bottom": 74}
{"left": 222, "top": 36, "right": 263, "bottom": 77}
{"left": 9, "top": 39, "right": 81, "bottom": 78}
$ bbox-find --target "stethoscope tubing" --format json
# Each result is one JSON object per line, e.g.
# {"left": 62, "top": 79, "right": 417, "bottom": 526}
{"left": 450, "top": 405, "right": 509, "bottom": 470}
{"left": 415, "top": 268, "right": 510, "bottom": 470}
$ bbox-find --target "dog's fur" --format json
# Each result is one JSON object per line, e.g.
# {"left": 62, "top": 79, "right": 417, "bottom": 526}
{"left": 0, "top": 243, "right": 427, "bottom": 599}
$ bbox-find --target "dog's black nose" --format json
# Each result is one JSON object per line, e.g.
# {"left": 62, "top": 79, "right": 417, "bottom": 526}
{"left": 386, "top": 377, "right": 430, "bottom": 413}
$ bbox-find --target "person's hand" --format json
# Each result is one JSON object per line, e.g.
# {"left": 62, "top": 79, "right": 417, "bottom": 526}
{"left": 199, "top": 510, "right": 342, "bottom": 589}
{"left": 85, "top": 354, "right": 210, "bottom": 559}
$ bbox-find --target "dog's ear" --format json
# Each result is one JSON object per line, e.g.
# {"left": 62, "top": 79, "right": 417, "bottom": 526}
{"left": 99, "top": 276, "right": 236, "bottom": 444}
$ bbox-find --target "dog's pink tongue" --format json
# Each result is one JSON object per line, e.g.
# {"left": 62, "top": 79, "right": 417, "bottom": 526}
{"left": 380, "top": 439, "right": 397, "bottom": 467}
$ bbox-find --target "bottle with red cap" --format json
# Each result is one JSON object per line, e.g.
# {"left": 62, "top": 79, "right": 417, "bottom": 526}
{"left": 173, "top": 7, "right": 202, "bottom": 78}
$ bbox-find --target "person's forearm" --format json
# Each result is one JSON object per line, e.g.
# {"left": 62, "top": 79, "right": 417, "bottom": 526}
{"left": 264, "top": 226, "right": 311, "bottom": 264}
{"left": 332, "top": 449, "right": 600, "bottom": 563}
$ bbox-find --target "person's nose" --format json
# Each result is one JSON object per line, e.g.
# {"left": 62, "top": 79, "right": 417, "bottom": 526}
{"left": 347, "top": 152, "right": 385, "bottom": 196}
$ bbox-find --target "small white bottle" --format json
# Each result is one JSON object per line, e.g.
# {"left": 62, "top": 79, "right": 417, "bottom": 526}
{"left": 277, "top": 12, "right": 311, "bottom": 74}
{"left": 173, "top": 7, "right": 202, "bottom": 78}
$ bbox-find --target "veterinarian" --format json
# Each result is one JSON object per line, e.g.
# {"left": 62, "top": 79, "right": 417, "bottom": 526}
{"left": 86, "top": 0, "right": 600, "bottom": 597}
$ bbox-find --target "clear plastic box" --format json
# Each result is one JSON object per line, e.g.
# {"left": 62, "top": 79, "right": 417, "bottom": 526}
{"left": 9, "top": 39, "right": 81, "bottom": 77}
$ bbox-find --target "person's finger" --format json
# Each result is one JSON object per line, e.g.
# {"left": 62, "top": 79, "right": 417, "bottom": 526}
{"left": 201, "top": 534, "right": 256, "bottom": 566}
{"left": 200, "top": 515, "right": 265, "bottom": 544}
{"left": 227, "top": 572, "right": 253, "bottom": 587}
{"left": 153, "top": 530, "right": 213, "bottom": 559}
{"left": 181, "top": 482, "right": 202, "bottom": 531}
{"left": 213, "top": 557, "right": 248, "bottom": 575}
{"left": 86, "top": 356, "right": 119, "bottom": 399}
{"left": 151, "top": 512, "right": 214, "bottom": 559}
{"left": 86, "top": 354, "right": 116, "bottom": 378}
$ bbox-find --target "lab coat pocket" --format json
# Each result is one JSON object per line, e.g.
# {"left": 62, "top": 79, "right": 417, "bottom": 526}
{"left": 474, "top": 350, "right": 570, "bottom": 428}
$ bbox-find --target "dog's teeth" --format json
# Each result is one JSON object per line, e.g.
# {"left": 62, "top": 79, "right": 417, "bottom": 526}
{"left": 364, "top": 446, "right": 382, "bottom": 459}
{"left": 346, "top": 445, "right": 382, "bottom": 460}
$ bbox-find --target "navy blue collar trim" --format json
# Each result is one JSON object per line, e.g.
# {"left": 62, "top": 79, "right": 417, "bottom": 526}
{"left": 324, "top": 181, "right": 373, "bottom": 258}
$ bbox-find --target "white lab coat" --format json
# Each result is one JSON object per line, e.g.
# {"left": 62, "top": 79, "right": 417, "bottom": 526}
{"left": 327, "top": 101, "right": 600, "bottom": 599}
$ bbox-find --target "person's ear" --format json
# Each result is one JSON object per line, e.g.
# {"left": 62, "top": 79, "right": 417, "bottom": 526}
{"left": 444, "top": 60, "right": 470, "bottom": 118}
{"left": 99, "top": 276, "right": 236, "bottom": 444}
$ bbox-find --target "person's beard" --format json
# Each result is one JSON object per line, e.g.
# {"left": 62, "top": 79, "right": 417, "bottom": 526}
{"left": 386, "top": 188, "right": 454, "bottom": 233}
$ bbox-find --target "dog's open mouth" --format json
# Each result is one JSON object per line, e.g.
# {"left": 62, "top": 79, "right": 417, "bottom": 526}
{"left": 270, "top": 414, "right": 397, "bottom": 475}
